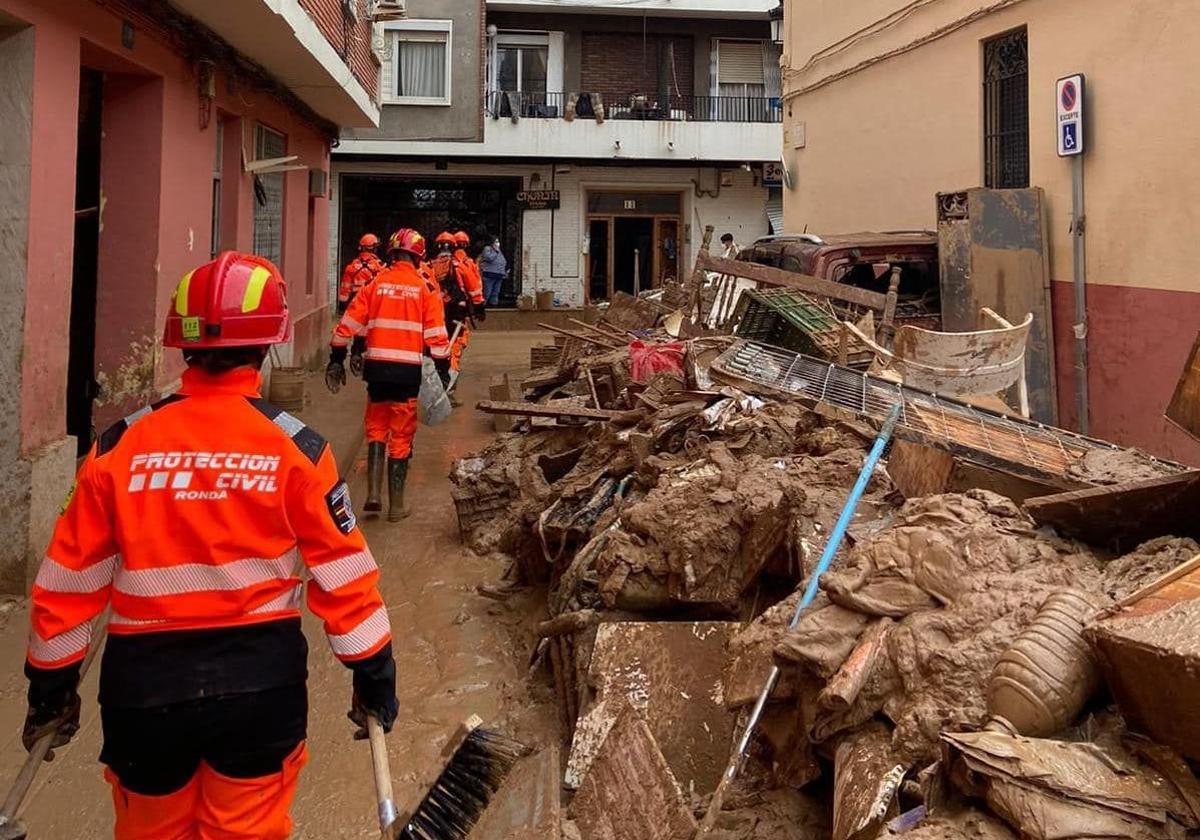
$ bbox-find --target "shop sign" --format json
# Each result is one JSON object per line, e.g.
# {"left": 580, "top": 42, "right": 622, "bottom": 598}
{"left": 517, "top": 190, "right": 561, "bottom": 210}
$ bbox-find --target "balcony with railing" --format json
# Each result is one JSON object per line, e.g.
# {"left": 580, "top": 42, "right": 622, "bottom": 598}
{"left": 485, "top": 90, "right": 783, "bottom": 123}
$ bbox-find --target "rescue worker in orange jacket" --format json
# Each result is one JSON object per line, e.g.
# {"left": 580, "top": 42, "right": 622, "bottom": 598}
{"left": 452, "top": 231, "right": 486, "bottom": 312}
{"left": 23, "top": 252, "right": 397, "bottom": 840}
{"left": 326, "top": 228, "right": 450, "bottom": 522}
{"left": 340, "top": 233, "right": 386, "bottom": 377}
{"left": 431, "top": 233, "right": 476, "bottom": 387}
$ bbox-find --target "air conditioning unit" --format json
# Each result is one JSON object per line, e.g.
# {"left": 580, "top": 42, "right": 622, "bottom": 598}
{"left": 309, "top": 169, "right": 328, "bottom": 198}
{"left": 370, "top": 0, "right": 406, "bottom": 22}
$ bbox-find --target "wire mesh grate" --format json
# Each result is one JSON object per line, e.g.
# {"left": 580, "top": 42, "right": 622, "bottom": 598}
{"left": 712, "top": 340, "right": 1183, "bottom": 481}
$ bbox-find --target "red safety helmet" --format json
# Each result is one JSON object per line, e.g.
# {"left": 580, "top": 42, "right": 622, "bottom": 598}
{"left": 453, "top": 231, "right": 471, "bottom": 247}
{"left": 434, "top": 231, "right": 456, "bottom": 247}
{"left": 388, "top": 228, "right": 427, "bottom": 261}
{"left": 163, "top": 252, "right": 290, "bottom": 348}
{"left": 359, "top": 233, "right": 380, "bottom": 250}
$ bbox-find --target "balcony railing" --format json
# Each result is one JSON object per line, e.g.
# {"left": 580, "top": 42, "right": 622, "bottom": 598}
{"left": 485, "top": 91, "right": 783, "bottom": 124}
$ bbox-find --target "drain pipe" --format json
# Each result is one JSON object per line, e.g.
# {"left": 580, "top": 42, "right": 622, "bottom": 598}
{"left": 1070, "top": 152, "right": 1089, "bottom": 434}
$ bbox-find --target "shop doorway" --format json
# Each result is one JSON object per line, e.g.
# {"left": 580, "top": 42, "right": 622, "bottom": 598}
{"left": 585, "top": 190, "right": 683, "bottom": 303}
{"left": 340, "top": 174, "right": 524, "bottom": 305}
{"left": 67, "top": 68, "right": 103, "bottom": 454}
{"left": 613, "top": 218, "right": 653, "bottom": 296}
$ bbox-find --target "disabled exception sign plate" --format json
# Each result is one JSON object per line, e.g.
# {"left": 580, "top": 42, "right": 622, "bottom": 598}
{"left": 1057, "top": 74, "right": 1085, "bottom": 157}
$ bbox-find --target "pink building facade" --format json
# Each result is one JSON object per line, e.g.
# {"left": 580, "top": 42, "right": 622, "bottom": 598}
{"left": 0, "top": 0, "right": 379, "bottom": 591}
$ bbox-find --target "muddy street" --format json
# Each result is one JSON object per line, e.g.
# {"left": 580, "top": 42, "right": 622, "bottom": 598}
{"left": 0, "top": 331, "right": 558, "bottom": 839}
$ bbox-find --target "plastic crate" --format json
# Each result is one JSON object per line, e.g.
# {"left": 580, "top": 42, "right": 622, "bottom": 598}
{"left": 451, "top": 486, "right": 514, "bottom": 540}
{"left": 733, "top": 288, "right": 871, "bottom": 364}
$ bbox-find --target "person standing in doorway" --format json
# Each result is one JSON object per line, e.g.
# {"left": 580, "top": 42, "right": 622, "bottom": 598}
{"left": 478, "top": 235, "right": 508, "bottom": 308}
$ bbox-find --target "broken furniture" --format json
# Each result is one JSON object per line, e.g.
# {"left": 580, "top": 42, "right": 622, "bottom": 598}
{"left": 938, "top": 187, "right": 1057, "bottom": 423}
{"left": 733, "top": 287, "right": 872, "bottom": 365}
{"left": 1166, "top": 330, "right": 1200, "bottom": 440}
{"left": 710, "top": 339, "right": 1185, "bottom": 489}
{"left": 1086, "top": 553, "right": 1200, "bottom": 762}
{"left": 839, "top": 307, "right": 1033, "bottom": 417}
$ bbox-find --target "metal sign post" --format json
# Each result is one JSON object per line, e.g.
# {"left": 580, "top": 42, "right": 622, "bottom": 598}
{"left": 1058, "top": 73, "right": 1089, "bottom": 434}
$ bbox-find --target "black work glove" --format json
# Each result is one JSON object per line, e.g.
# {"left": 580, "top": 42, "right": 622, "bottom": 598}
{"left": 326, "top": 347, "right": 347, "bottom": 393}
{"left": 349, "top": 351, "right": 364, "bottom": 378}
{"left": 434, "top": 357, "right": 452, "bottom": 390}
{"left": 348, "top": 645, "right": 398, "bottom": 740}
{"left": 476, "top": 302, "right": 487, "bottom": 322}
{"left": 23, "top": 686, "right": 81, "bottom": 762}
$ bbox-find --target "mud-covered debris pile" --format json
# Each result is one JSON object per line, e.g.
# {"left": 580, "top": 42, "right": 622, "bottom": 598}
{"left": 452, "top": 301, "right": 1200, "bottom": 840}
{"left": 591, "top": 445, "right": 894, "bottom": 612}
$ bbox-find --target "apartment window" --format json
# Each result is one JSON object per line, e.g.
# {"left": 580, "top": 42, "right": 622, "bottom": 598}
{"left": 497, "top": 36, "right": 549, "bottom": 98}
{"left": 711, "top": 39, "right": 781, "bottom": 121}
{"left": 983, "top": 28, "right": 1029, "bottom": 189}
{"left": 714, "top": 40, "right": 767, "bottom": 99}
{"left": 253, "top": 123, "right": 286, "bottom": 266}
{"left": 210, "top": 120, "right": 223, "bottom": 259}
{"left": 384, "top": 21, "right": 452, "bottom": 105}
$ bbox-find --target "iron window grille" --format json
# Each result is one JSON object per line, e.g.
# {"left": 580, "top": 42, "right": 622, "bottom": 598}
{"left": 983, "top": 28, "right": 1029, "bottom": 189}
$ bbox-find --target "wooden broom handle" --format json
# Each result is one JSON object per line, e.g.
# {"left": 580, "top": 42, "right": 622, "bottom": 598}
{"left": 368, "top": 717, "right": 397, "bottom": 838}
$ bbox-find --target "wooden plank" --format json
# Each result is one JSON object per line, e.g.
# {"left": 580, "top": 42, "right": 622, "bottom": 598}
{"left": 538, "top": 322, "right": 622, "bottom": 349}
{"left": 696, "top": 252, "right": 889, "bottom": 310}
{"left": 476, "top": 400, "right": 619, "bottom": 421}
{"left": 1167, "top": 331, "right": 1200, "bottom": 441}
{"left": 1024, "top": 470, "right": 1200, "bottom": 549}
{"left": 571, "top": 705, "right": 697, "bottom": 840}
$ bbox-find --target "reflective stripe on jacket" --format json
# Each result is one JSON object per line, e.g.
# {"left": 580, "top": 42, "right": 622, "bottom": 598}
{"left": 338, "top": 253, "right": 385, "bottom": 304}
{"left": 28, "top": 367, "right": 391, "bottom": 676}
{"left": 332, "top": 262, "right": 450, "bottom": 365}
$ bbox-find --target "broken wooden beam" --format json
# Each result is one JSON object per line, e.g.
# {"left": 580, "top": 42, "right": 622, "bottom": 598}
{"left": 819, "top": 617, "right": 894, "bottom": 712}
{"left": 1024, "top": 470, "right": 1200, "bottom": 549}
{"left": 476, "top": 400, "right": 620, "bottom": 421}
{"left": 568, "top": 317, "right": 632, "bottom": 342}
{"left": 537, "top": 609, "right": 601, "bottom": 638}
{"left": 538, "top": 322, "right": 622, "bottom": 349}
{"left": 696, "top": 252, "right": 889, "bottom": 311}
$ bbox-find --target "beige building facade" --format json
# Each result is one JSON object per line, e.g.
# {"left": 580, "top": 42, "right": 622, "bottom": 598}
{"left": 781, "top": 0, "right": 1200, "bottom": 463}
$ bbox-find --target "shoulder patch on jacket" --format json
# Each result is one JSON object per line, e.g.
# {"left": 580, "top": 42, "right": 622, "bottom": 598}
{"left": 96, "top": 394, "right": 188, "bottom": 456}
{"left": 247, "top": 398, "right": 327, "bottom": 465}
{"left": 325, "top": 480, "right": 357, "bottom": 534}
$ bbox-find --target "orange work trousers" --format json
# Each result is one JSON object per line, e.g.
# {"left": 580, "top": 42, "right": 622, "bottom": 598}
{"left": 450, "top": 325, "right": 470, "bottom": 372}
{"left": 365, "top": 398, "right": 418, "bottom": 459}
{"left": 106, "top": 742, "right": 307, "bottom": 840}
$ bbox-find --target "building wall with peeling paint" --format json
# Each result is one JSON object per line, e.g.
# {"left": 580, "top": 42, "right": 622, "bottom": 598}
{"left": 0, "top": 0, "right": 351, "bottom": 591}
{"left": 781, "top": 0, "right": 1200, "bottom": 464}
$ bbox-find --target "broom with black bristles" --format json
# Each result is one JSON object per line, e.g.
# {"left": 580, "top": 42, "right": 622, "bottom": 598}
{"left": 368, "top": 714, "right": 530, "bottom": 840}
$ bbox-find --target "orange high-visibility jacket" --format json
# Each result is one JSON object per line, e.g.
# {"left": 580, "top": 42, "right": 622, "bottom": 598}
{"left": 333, "top": 261, "right": 450, "bottom": 382}
{"left": 28, "top": 367, "right": 391, "bottom": 684}
{"left": 453, "top": 249, "right": 485, "bottom": 305}
{"left": 338, "top": 252, "right": 385, "bottom": 305}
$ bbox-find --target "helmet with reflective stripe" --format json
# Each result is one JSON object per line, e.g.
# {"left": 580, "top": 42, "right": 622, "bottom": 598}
{"left": 163, "top": 252, "right": 290, "bottom": 348}
{"left": 435, "top": 231, "right": 456, "bottom": 246}
{"left": 453, "top": 231, "right": 470, "bottom": 247}
{"left": 358, "top": 233, "right": 380, "bottom": 250}
{"left": 388, "top": 228, "right": 427, "bottom": 261}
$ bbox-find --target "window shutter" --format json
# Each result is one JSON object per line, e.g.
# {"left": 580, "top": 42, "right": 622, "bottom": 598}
{"left": 718, "top": 41, "right": 765, "bottom": 85}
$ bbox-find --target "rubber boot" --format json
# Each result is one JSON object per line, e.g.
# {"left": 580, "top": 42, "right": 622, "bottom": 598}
{"left": 387, "top": 458, "right": 411, "bottom": 522}
{"left": 363, "top": 442, "right": 385, "bottom": 512}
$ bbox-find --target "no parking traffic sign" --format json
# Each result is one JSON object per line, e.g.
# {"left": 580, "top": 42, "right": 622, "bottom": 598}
{"left": 1057, "top": 74, "right": 1085, "bottom": 156}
